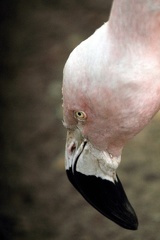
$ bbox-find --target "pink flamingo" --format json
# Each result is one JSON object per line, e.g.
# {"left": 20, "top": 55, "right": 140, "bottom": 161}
{"left": 62, "top": 0, "right": 160, "bottom": 230}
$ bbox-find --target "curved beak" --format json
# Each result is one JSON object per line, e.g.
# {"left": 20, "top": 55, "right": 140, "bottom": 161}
{"left": 65, "top": 129, "right": 138, "bottom": 230}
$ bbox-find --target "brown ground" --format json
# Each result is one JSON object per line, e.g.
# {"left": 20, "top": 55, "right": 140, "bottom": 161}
{"left": 1, "top": 1, "right": 160, "bottom": 239}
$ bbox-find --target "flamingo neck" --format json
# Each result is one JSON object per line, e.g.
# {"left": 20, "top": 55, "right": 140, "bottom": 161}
{"left": 109, "top": 0, "right": 160, "bottom": 55}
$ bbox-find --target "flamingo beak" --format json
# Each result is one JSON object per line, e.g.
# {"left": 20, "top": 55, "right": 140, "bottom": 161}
{"left": 65, "top": 129, "right": 138, "bottom": 230}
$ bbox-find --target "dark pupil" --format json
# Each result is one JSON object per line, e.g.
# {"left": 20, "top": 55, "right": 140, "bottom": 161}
{"left": 78, "top": 112, "right": 82, "bottom": 116}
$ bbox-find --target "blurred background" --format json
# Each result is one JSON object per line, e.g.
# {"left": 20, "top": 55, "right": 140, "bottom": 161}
{"left": 1, "top": 0, "right": 160, "bottom": 239}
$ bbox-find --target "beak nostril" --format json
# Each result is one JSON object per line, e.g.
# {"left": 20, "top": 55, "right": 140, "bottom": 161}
{"left": 71, "top": 144, "right": 76, "bottom": 152}
{"left": 68, "top": 142, "right": 76, "bottom": 154}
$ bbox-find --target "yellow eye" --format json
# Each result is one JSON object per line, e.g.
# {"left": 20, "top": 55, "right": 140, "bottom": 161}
{"left": 74, "top": 111, "right": 87, "bottom": 121}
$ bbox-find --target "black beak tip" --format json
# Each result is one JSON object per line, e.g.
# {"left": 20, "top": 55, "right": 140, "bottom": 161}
{"left": 127, "top": 218, "right": 138, "bottom": 230}
{"left": 116, "top": 200, "right": 138, "bottom": 230}
{"left": 66, "top": 169, "right": 138, "bottom": 230}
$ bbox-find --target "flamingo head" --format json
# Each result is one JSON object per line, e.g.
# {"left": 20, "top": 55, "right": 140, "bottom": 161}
{"left": 62, "top": 25, "right": 139, "bottom": 230}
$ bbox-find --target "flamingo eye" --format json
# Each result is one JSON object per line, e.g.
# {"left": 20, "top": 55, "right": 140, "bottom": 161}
{"left": 74, "top": 111, "right": 87, "bottom": 121}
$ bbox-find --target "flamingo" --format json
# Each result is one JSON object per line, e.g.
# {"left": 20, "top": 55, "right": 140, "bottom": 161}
{"left": 62, "top": 0, "right": 160, "bottom": 230}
